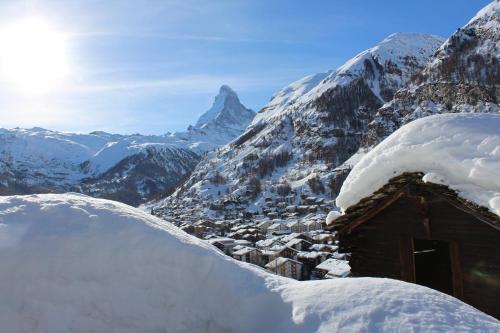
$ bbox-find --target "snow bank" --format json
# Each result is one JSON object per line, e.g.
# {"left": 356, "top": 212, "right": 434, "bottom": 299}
{"left": 336, "top": 113, "right": 500, "bottom": 216}
{"left": 326, "top": 210, "right": 341, "bottom": 225}
{"left": 0, "top": 194, "right": 498, "bottom": 332}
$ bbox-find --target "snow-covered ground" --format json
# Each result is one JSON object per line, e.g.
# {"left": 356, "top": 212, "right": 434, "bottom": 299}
{"left": 336, "top": 113, "right": 500, "bottom": 216}
{"left": 0, "top": 193, "right": 498, "bottom": 332}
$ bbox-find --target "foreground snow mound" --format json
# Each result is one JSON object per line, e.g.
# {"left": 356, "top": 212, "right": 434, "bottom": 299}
{"left": 337, "top": 113, "right": 500, "bottom": 215}
{"left": 0, "top": 194, "right": 498, "bottom": 333}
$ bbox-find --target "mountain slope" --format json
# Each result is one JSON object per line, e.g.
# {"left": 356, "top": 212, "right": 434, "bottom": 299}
{"left": 152, "top": 33, "right": 444, "bottom": 219}
{"left": 170, "top": 85, "right": 255, "bottom": 151}
{"left": 364, "top": 1, "right": 499, "bottom": 146}
{"left": 0, "top": 128, "right": 200, "bottom": 205}
{"left": 0, "top": 86, "right": 254, "bottom": 205}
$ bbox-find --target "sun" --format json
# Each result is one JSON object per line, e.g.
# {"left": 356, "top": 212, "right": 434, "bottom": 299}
{"left": 0, "top": 17, "right": 69, "bottom": 94}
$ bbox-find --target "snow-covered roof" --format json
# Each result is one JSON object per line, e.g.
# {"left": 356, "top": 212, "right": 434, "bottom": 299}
{"left": 269, "top": 245, "right": 286, "bottom": 252}
{"left": 260, "top": 249, "right": 277, "bottom": 256}
{"left": 297, "top": 251, "right": 329, "bottom": 259}
{"left": 233, "top": 247, "right": 257, "bottom": 256}
{"left": 0, "top": 194, "right": 498, "bottom": 332}
{"left": 255, "top": 238, "right": 278, "bottom": 248}
{"left": 256, "top": 220, "right": 271, "bottom": 227}
{"left": 207, "top": 237, "right": 235, "bottom": 246}
{"left": 304, "top": 220, "right": 322, "bottom": 226}
{"left": 267, "top": 223, "right": 280, "bottom": 230}
{"left": 309, "top": 244, "right": 338, "bottom": 252}
{"left": 265, "top": 257, "right": 302, "bottom": 269}
{"left": 232, "top": 245, "right": 245, "bottom": 252}
{"left": 316, "top": 259, "right": 351, "bottom": 278}
{"left": 313, "top": 233, "right": 335, "bottom": 241}
{"left": 280, "top": 232, "right": 302, "bottom": 242}
{"left": 234, "top": 239, "right": 252, "bottom": 246}
{"left": 336, "top": 114, "right": 500, "bottom": 217}
{"left": 287, "top": 221, "right": 302, "bottom": 227}
{"left": 285, "top": 238, "right": 310, "bottom": 248}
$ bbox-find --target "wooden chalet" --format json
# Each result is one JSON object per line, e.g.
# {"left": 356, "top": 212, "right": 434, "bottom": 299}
{"left": 329, "top": 172, "right": 500, "bottom": 319}
{"left": 265, "top": 257, "right": 303, "bottom": 280}
{"left": 232, "top": 247, "right": 261, "bottom": 266}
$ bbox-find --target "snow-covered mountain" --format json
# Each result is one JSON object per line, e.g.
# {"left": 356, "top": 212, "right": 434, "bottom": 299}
{"left": 364, "top": 1, "right": 499, "bottom": 146}
{"left": 0, "top": 128, "right": 200, "bottom": 205}
{"left": 169, "top": 85, "right": 255, "bottom": 152}
{"left": 151, "top": 32, "right": 445, "bottom": 218}
{"left": 0, "top": 85, "right": 254, "bottom": 205}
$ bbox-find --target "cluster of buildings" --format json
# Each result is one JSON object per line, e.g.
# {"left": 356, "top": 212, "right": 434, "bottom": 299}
{"left": 155, "top": 193, "right": 336, "bottom": 223}
{"left": 152, "top": 194, "right": 350, "bottom": 280}
{"left": 159, "top": 209, "right": 350, "bottom": 280}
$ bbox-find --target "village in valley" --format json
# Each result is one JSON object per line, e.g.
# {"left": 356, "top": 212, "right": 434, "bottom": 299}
{"left": 153, "top": 194, "right": 349, "bottom": 280}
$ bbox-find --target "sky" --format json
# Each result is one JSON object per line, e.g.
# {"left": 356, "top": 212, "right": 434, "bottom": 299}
{"left": 0, "top": 0, "right": 493, "bottom": 134}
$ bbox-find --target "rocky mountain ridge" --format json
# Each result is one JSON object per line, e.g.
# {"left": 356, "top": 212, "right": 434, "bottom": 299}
{"left": 364, "top": 1, "right": 499, "bottom": 146}
{"left": 150, "top": 32, "right": 446, "bottom": 219}
{"left": 170, "top": 85, "right": 255, "bottom": 152}
{"left": 0, "top": 85, "right": 254, "bottom": 205}
{"left": 151, "top": 2, "right": 499, "bottom": 222}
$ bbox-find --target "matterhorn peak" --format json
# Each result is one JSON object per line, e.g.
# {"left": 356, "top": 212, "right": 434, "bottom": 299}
{"left": 219, "top": 84, "right": 236, "bottom": 95}
{"left": 194, "top": 85, "right": 255, "bottom": 131}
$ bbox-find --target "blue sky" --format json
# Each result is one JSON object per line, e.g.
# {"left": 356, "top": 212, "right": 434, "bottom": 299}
{"left": 0, "top": 0, "right": 492, "bottom": 134}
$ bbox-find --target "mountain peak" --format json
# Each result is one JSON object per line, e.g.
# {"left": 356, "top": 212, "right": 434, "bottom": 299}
{"left": 361, "top": 32, "right": 445, "bottom": 65}
{"left": 219, "top": 84, "right": 236, "bottom": 95}
{"left": 468, "top": 0, "right": 499, "bottom": 26}
{"left": 194, "top": 85, "right": 255, "bottom": 131}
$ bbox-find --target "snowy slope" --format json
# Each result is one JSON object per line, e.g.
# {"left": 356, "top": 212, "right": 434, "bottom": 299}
{"left": 0, "top": 86, "right": 254, "bottom": 205}
{"left": 255, "top": 32, "right": 443, "bottom": 124}
{"left": 365, "top": 0, "right": 500, "bottom": 147}
{"left": 0, "top": 127, "right": 200, "bottom": 204}
{"left": 152, "top": 33, "right": 444, "bottom": 218}
{"left": 0, "top": 193, "right": 498, "bottom": 332}
{"left": 0, "top": 127, "right": 184, "bottom": 177}
{"left": 335, "top": 113, "right": 500, "bottom": 215}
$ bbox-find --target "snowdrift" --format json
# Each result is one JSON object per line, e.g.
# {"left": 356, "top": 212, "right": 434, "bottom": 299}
{"left": 336, "top": 113, "right": 500, "bottom": 216}
{"left": 0, "top": 194, "right": 498, "bottom": 332}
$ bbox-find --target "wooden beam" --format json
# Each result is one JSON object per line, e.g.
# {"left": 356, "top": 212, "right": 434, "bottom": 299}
{"left": 343, "top": 189, "right": 406, "bottom": 234}
{"left": 427, "top": 187, "right": 500, "bottom": 231}
{"left": 399, "top": 237, "right": 416, "bottom": 283}
{"left": 449, "top": 240, "right": 464, "bottom": 300}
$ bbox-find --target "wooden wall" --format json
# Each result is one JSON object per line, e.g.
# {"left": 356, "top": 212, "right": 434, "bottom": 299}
{"left": 340, "top": 186, "right": 500, "bottom": 319}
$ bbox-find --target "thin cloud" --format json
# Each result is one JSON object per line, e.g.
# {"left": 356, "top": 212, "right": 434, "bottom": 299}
{"left": 63, "top": 74, "right": 292, "bottom": 95}
{"left": 70, "top": 30, "right": 303, "bottom": 45}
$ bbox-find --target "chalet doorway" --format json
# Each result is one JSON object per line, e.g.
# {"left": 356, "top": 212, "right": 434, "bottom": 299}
{"left": 413, "top": 239, "right": 453, "bottom": 295}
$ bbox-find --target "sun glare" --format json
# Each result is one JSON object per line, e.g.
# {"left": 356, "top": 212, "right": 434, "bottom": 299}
{"left": 0, "top": 17, "right": 69, "bottom": 93}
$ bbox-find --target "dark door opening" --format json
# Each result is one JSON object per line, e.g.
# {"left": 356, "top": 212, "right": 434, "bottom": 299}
{"left": 413, "top": 239, "right": 453, "bottom": 295}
